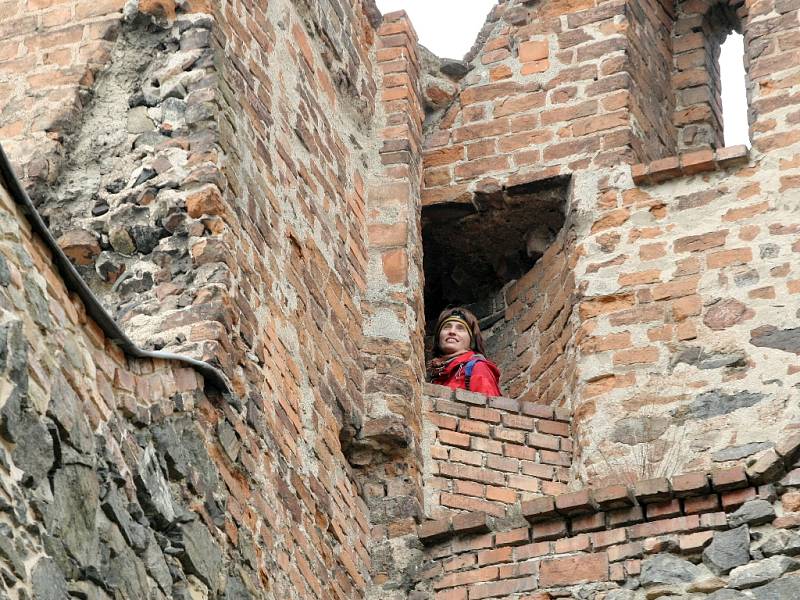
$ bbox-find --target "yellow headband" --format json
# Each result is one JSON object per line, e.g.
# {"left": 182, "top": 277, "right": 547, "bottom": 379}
{"left": 437, "top": 316, "right": 474, "bottom": 344}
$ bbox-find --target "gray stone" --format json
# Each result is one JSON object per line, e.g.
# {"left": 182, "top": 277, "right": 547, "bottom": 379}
{"left": 47, "top": 372, "right": 94, "bottom": 454}
{"left": 109, "top": 226, "right": 136, "bottom": 255}
{"left": 65, "top": 581, "right": 112, "bottom": 600}
{"left": 677, "top": 390, "right": 766, "bottom": 420}
{"left": 706, "top": 591, "right": 750, "bottom": 600}
{"left": 751, "top": 575, "right": 800, "bottom": 599}
{"left": 132, "top": 167, "right": 157, "bottom": 187}
{"left": 0, "top": 385, "right": 23, "bottom": 442}
{"left": 0, "top": 525, "right": 25, "bottom": 579}
{"left": 0, "top": 253, "right": 9, "bottom": 286}
{"left": 640, "top": 553, "right": 702, "bottom": 586}
{"left": 439, "top": 58, "right": 472, "bottom": 79}
{"left": 728, "top": 500, "right": 776, "bottom": 528}
{"left": 133, "top": 131, "right": 168, "bottom": 150}
{"left": 142, "top": 532, "right": 172, "bottom": 595}
{"left": 129, "top": 224, "right": 163, "bottom": 254}
{"left": 611, "top": 415, "right": 669, "bottom": 444}
{"left": 703, "top": 526, "right": 751, "bottom": 575}
{"left": 217, "top": 420, "right": 240, "bottom": 462}
{"left": 714, "top": 442, "right": 773, "bottom": 462}
{"left": 750, "top": 326, "right": 800, "bottom": 354}
{"left": 759, "top": 529, "right": 800, "bottom": 557}
{"left": 161, "top": 97, "right": 186, "bottom": 125}
{"left": 31, "top": 557, "right": 68, "bottom": 600}
{"left": 674, "top": 347, "right": 746, "bottom": 370}
{"left": 134, "top": 445, "right": 176, "bottom": 527}
{"left": 114, "top": 271, "right": 154, "bottom": 296}
{"left": 107, "top": 542, "right": 150, "bottom": 599}
{"left": 781, "top": 468, "right": 800, "bottom": 487}
{"left": 101, "top": 486, "right": 148, "bottom": 554}
{"left": 603, "top": 591, "right": 636, "bottom": 600}
{"left": 180, "top": 28, "right": 210, "bottom": 51}
{"left": 177, "top": 520, "right": 222, "bottom": 590}
{"left": 185, "top": 102, "right": 214, "bottom": 124}
{"left": 223, "top": 575, "right": 253, "bottom": 600}
{"left": 151, "top": 416, "right": 218, "bottom": 496}
{"left": 728, "top": 556, "right": 799, "bottom": 589}
{"left": 51, "top": 464, "right": 100, "bottom": 568}
{"left": 23, "top": 274, "right": 51, "bottom": 329}
{"left": 127, "top": 106, "right": 154, "bottom": 134}
{"left": 11, "top": 409, "right": 54, "bottom": 487}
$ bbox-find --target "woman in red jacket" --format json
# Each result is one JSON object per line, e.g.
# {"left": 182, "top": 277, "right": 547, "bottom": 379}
{"left": 427, "top": 307, "right": 502, "bottom": 397}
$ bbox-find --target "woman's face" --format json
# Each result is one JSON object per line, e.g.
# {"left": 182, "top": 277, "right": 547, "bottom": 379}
{"left": 438, "top": 320, "right": 471, "bottom": 354}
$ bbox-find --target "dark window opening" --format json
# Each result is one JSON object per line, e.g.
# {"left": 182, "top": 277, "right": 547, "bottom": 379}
{"left": 422, "top": 176, "right": 569, "bottom": 339}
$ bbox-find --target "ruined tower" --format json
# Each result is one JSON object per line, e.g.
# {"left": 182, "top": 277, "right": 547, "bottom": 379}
{"left": 0, "top": 0, "right": 799, "bottom": 598}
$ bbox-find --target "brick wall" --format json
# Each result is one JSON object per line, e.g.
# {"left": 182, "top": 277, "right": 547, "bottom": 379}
{"left": 423, "top": 384, "right": 572, "bottom": 520}
{"left": 421, "top": 0, "right": 800, "bottom": 482}
{"left": 415, "top": 439, "right": 800, "bottom": 599}
{"left": 626, "top": 0, "right": 677, "bottom": 161}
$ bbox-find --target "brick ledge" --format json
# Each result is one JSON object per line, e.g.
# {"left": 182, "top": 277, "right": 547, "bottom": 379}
{"left": 631, "top": 145, "right": 750, "bottom": 186}
{"left": 418, "top": 432, "right": 800, "bottom": 545}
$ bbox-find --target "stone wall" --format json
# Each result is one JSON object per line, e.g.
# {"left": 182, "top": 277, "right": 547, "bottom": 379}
{"left": 2, "top": 0, "right": 800, "bottom": 598}
{"left": 415, "top": 436, "right": 800, "bottom": 599}
{"left": 0, "top": 182, "right": 241, "bottom": 598}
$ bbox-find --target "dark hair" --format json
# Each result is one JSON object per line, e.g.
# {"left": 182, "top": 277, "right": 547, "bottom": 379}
{"left": 432, "top": 307, "right": 487, "bottom": 357}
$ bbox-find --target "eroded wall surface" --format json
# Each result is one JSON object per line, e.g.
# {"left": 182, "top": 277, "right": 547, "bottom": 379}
{"left": 2, "top": 0, "right": 800, "bottom": 598}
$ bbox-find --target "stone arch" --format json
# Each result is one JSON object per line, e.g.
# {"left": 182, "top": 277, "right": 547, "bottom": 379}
{"left": 672, "top": 0, "right": 750, "bottom": 151}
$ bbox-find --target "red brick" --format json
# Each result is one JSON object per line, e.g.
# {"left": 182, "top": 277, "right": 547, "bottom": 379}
{"left": 554, "top": 533, "right": 590, "bottom": 554}
{"left": 439, "top": 430, "right": 471, "bottom": 448}
{"left": 646, "top": 499, "right": 682, "bottom": 519}
{"left": 434, "top": 566, "right": 499, "bottom": 590}
{"left": 679, "top": 530, "right": 714, "bottom": 553}
{"left": 683, "top": 494, "right": 720, "bottom": 514}
{"left": 532, "top": 519, "right": 568, "bottom": 541}
{"left": 477, "top": 546, "right": 513, "bottom": 566}
{"left": 629, "top": 515, "right": 701, "bottom": 539}
{"left": 539, "top": 553, "right": 609, "bottom": 587}
{"left": 452, "top": 511, "right": 491, "bottom": 535}
{"left": 721, "top": 487, "right": 757, "bottom": 510}
{"left": 521, "top": 497, "right": 557, "bottom": 522}
{"left": 711, "top": 466, "right": 749, "bottom": 491}
{"left": 495, "top": 527, "right": 530, "bottom": 547}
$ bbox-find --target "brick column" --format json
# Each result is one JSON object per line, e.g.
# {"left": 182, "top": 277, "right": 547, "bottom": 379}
{"left": 358, "top": 10, "right": 428, "bottom": 599}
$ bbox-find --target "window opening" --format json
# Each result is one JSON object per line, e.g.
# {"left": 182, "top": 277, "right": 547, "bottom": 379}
{"left": 422, "top": 177, "right": 569, "bottom": 354}
{"left": 719, "top": 31, "right": 750, "bottom": 147}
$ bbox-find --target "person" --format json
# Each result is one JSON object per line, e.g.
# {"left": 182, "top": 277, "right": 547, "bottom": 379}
{"left": 427, "top": 307, "right": 502, "bottom": 397}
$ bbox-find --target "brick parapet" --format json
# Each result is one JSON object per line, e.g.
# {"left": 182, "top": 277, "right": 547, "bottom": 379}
{"left": 422, "top": 384, "right": 573, "bottom": 520}
{"left": 419, "top": 434, "right": 800, "bottom": 546}
{"left": 414, "top": 437, "right": 800, "bottom": 597}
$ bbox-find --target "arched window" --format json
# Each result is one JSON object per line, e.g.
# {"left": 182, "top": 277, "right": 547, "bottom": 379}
{"left": 672, "top": 0, "right": 749, "bottom": 151}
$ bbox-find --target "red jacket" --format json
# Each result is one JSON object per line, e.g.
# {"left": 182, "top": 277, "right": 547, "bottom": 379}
{"left": 432, "top": 351, "right": 502, "bottom": 397}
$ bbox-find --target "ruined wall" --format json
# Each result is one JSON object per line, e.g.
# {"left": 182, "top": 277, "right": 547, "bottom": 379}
{"left": 3, "top": 0, "right": 800, "bottom": 598}
{"left": 414, "top": 439, "right": 800, "bottom": 599}
{"left": 420, "top": 0, "right": 800, "bottom": 485}
{"left": 0, "top": 0, "right": 391, "bottom": 598}
{"left": 0, "top": 182, "right": 254, "bottom": 598}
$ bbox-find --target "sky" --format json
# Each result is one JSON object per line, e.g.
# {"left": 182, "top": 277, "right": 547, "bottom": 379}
{"left": 373, "top": 0, "right": 750, "bottom": 147}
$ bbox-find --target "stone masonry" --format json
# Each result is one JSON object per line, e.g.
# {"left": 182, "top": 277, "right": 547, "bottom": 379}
{"left": 1, "top": 0, "right": 800, "bottom": 598}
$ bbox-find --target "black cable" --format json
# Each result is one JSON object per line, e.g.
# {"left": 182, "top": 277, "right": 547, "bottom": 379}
{"left": 0, "top": 142, "right": 232, "bottom": 394}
